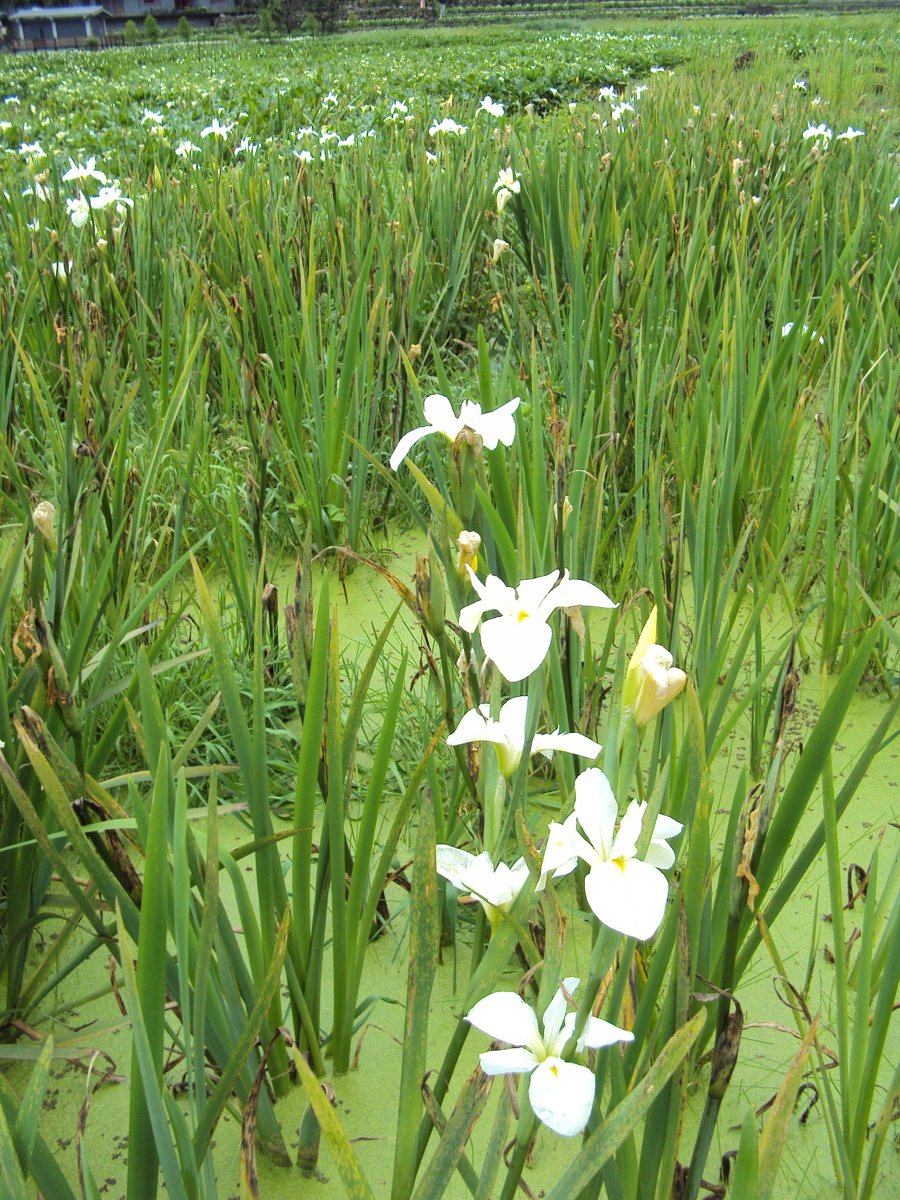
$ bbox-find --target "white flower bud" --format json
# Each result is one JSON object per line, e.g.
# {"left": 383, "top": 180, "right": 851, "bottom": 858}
{"left": 456, "top": 530, "right": 481, "bottom": 579}
{"left": 32, "top": 501, "right": 57, "bottom": 549}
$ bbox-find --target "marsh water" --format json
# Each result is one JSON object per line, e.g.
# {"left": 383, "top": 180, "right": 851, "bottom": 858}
{"left": 10, "top": 534, "right": 899, "bottom": 1198}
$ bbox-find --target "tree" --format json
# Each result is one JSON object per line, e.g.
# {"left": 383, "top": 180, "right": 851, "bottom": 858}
{"left": 268, "top": 0, "right": 302, "bottom": 33}
{"left": 257, "top": 6, "right": 276, "bottom": 36}
{"left": 143, "top": 14, "right": 161, "bottom": 41}
{"left": 308, "top": 0, "right": 340, "bottom": 34}
{"left": 176, "top": 14, "right": 192, "bottom": 39}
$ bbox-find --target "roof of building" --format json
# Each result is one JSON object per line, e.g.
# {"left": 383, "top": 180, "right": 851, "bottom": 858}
{"left": 10, "top": 6, "right": 108, "bottom": 19}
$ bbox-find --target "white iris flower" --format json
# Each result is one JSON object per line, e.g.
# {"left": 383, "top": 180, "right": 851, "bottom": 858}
{"left": 541, "top": 768, "right": 682, "bottom": 941}
{"left": 480, "top": 96, "right": 505, "bottom": 117}
{"left": 447, "top": 696, "right": 601, "bottom": 777}
{"left": 493, "top": 167, "right": 521, "bottom": 198}
{"left": 781, "top": 322, "right": 825, "bottom": 346}
{"left": 459, "top": 568, "right": 615, "bottom": 683}
{"left": 201, "top": 118, "right": 235, "bottom": 139}
{"left": 66, "top": 193, "right": 90, "bottom": 229}
{"left": 466, "top": 978, "right": 633, "bottom": 1137}
{"left": 62, "top": 156, "right": 106, "bottom": 184}
{"left": 389, "top": 393, "right": 520, "bottom": 471}
{"left": 90, "top": 184, "right": 133, "bottom": 213}
{"left": 429, "top": 117, "right": 468, "bottom": 136}
{"left": 435, "top": 847, "right": 529, "bottom": 930}
{"left": 491, "top": 237, "right": 510, "bottom": 263}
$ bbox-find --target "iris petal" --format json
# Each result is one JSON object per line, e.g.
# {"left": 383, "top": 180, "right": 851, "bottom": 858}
{"left": 475, "top": 396, "right": 521, "bottom": 448}
{"left": 479, "top": 1047, "right": 538, "bottom": 1075}
{"left": 480, "top": 615, "right": 552, "bottom": 682}
{"left": 529, "top": 1058, "right": 595, "bottom": 1137}
{"left": 422, "top": 393, "right": 460, "bottom": 435}
{"left": 584, "top": 858, "right": 669, "bottom": 941}
{"left": 434, "top": 845, "right": 477, "bottom": 891}
{"left": 532, "top": 730, "right": 602, "bottom": 761}
{"left": 543, "top": 573, "right": 616, "bottom": 616}
{"left": 466, "top": 991, "right": 542, "bottom": 1053}
{"left": 389, "top": 424, "right": 436, "bottom": 471}
{"left": 574, "top": 769, "right": 618, "bottom": 859}
{"left": 446, "top": 708, "right": 493, "bottom": 747}
{"left": 458, "top": 597, "right": 493, "bottom": 633}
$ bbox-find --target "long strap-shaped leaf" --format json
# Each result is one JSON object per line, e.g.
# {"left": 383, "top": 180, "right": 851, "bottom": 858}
{"left": 192, "top": 906, "right": 291, "bottom": 1162}
{"left": 287, "top": 1041, "right": 377, "bottom": 1200}
{"left": 115, "top": 904, "right": 191, "bottom": 1200}
{"left": 10, "top": 1034, "right": 54, "bottom": 1176}
{"left": 0, "top": 750, "right": 111, "bottom": 942}
{"left": 756, "top": 1019, "right": 819, "bottom": 1199}
{"left": 543, "top": 1011, "right": 705, "bottom": 1200}
{"left": 750, "top": 623, "right": 880, "bottom": 906}
{"left": 391, "top": 793, "right": 439, "bottom": 1200}
{"left": 127, "top": 747, "right": 170, "bottom": 1200}
{"left": 0, "top": 1072, "right": 78, "bottom": 1200}
{"left": 0, "top": 1102, "right": 30, "bottom": 1200}
{"left": 412, "top": 1066, "right": 492, "bottom": 1200}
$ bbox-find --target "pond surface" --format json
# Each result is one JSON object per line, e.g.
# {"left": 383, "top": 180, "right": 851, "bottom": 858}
{"left": 9, "top": 533, "right": 899, "bottom": 1198}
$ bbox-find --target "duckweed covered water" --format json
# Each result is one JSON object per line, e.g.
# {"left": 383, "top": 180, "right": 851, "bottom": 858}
{"left": 12, "top": 546, "right": 898, "bottom": 1198}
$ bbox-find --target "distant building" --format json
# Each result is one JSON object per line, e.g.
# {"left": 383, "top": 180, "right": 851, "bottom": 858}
{"left": 7, "top": 5, "right": 109, "bottom": 47}
{"left": 102, "top": 0, "right": 236, "bottom": 15}
{"left": 2, "top": 0, "right": 237, "bottom": 48}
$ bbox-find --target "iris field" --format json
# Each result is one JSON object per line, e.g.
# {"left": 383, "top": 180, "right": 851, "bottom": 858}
{"left": 0, "top": 14, "right": 898, "bottom": 1200}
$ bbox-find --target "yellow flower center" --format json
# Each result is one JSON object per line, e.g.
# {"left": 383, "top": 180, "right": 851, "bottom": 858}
{"left": 612, "top": 856, "right": 627, "bottom": 872}
{"left": 549, "top": 1064, "right": 559, "bottom": 1077}
{"left": 517, "top": 609, "right": 530, "bottom": 623}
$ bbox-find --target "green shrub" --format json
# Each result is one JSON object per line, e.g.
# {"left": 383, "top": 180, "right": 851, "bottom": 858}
{"left": 176, "top": 14, "right": 192, "bottom": 39}
{"left": 301, "top": 11, "right": 321, "bottom": 35}
{"left": 123, "top": 18, "right": 138, "bottom": 42}
{"left": 143, "top": 13, "right": 160, "bottom": 42}
{"left": 258, "top": 6, "right": 276, "bottom": 37}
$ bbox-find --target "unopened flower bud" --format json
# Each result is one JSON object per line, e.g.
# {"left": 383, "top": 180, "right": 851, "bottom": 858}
{"left": 451, "top": 427, "right": 481, "bottom": 522}
{"left": 553, "top": 495, "right": 573, "bottom": 530}
{"left": 624, "top": 607, "right": 687, "bottom": 726}
{"left": 629, "top": 646, "right": 687, "bottom": 726}
{"left": 415, "top": 554, "right": 445, "bottom": 637}
{"left": 32, "top": 502, "right": 57, "bottom": 550}
{"left": 456, "top": 530, "right": 481, "bottom": 580}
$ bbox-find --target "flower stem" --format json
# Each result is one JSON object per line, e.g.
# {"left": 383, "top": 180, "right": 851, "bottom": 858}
{"left": 498, "top": 1115, "right": 537, "bottom": 1200}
